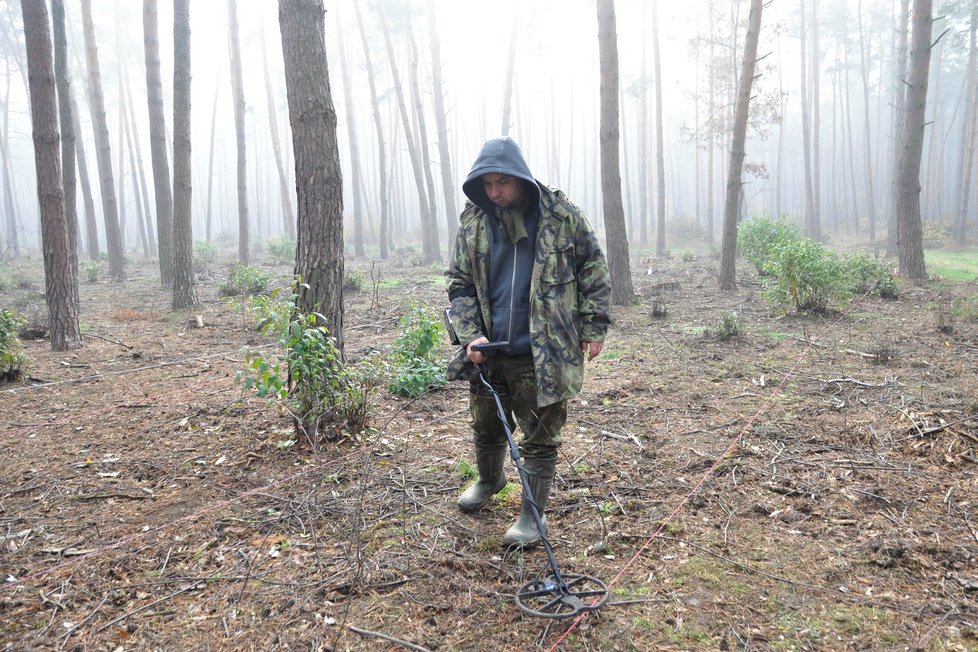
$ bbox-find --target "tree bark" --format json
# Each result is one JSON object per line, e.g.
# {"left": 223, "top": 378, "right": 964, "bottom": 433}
{"left": 407, "top": 28, "right": 441, "bottom": 262}
{"left": 799, "top": 0, "right": 817, "bottom": 239}
{"left": 856, "top": 0, "right": 877, "bottom": 241}
{"left": 20, "top": 0, "right": 82, "bottom": 350}
{"left": 895, "top": 0, "right": 931, "bottom": 279}
{"left": 596, "top": 0, "right": 635, "bottom": 305}
{"left": 227, "top": 0, "right": 250, "bottom": 265}
{"left": 143, "top": 0, "right": 173, "bottom": 285}
{"left": 333, "top": 6, "right": 365, "bottom": 258}
{"left": 652, "top": 0, "right": 666, "bottom": 257}
{"left": 51, "top": 0, "right": 80, "bottom": 313}
{"left": 889, "top": 0, "right": 911, "bottom": 255}
{"left": 172, "top": 0, "right": 198, "bottom": 309}
{"left": 70, "top": 90, "right": 99, "bottom": 261}
{"left": 956, "top": 2, "right": 978, "bottom": 245}
{"left": 279, "top": 0, "right": 344, "bottom": 351}
{"left": 124, "top": 76, "right": 156, "bottom": 256}
{"left": 719, "top": 0, "right": 763, "bottom": 290}
{"left": 261, "top": 22, "right": 296, "bottom": 240}
{"left": 80, "top": 0, "right": 126, "bottom": 281}
{"left": 500, "top": 18, "right": 517, "bottom": 137}
{"left": 353, "top": 0, "right": 390, "bottom": 259}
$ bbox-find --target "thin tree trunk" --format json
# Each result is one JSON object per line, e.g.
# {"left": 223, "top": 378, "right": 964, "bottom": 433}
{"left": 228, "top": 0, "right": 249, "bottom": 264}
{"left": 857, "top": 0, "right": 877, "bottom": 240}
{"left": 143, "top": 0, "right": 173, "bottom": 285}
{"left": 333, "top": 7, "right": 365, "bottom": 258}
{"left": 889, "top": 0, "right": 911, "bottom": 254}
{"left": 811, "top": 0, "right": 822, "bottom": 240}
{"left": 719, "top": 0, "right": 763, "bottom": 290}
{"left": 172, "top": 0, "right": 198, "bottom": 308}
{"left": 407, "top": 29, "right": 441, "bottom": 261}
{"left": 70, "top": 90, "right": 99, "bottom": 261}
{"left": 205, "top": 77, "right": 219, "bottom": 243}
{"left": 0, "top": 61, "right": 19, "bottom": 255}
{"left": 427, "top": 0, "right": 458, "bottom": 247}
{"left": 353, "top": 0, "right": 390, "bottom": 259}
{"left": 80, "top": 0, "right": 125, "bottom": 281}
{"left": 895, "top": 0, "right": 932, "bottom": 279}
{"left": 843, "top": 38, "right": 861, "bottom": 231}
{"left": 20, "top": 0, "right": 82, "bottom": 350}
{"left": 640, "top": 6, "right": 650, "bottom": 245}
{"left": 596, "top": 0, "right": 635, "bottom": 305}
{"left": 799, "top": 0, "right": 817, "bottom": 239}
{"left": 376, "top": 0, "right": 437, "bottom": 263}
{"left": 125, "top": 76, "right": 156, "bottom": 255}
{"left": 956, "top": 2, "right": 978, "bottom": 245}
{"left": 51, "top": 0, "right": 79, "bottom": 312}
{"left": 652, "top": 0, "right": 666, "bottom": 256}
{"left": 261, "top": 22, "right": 295, "bottom": 240}
{"left": 279, "top": 0, "right": 344, "bottom": 352}
{"left": 122, "top": 76, "right": 151, "bottom": 259}
{"left": 705, "top": 0, "right": 716, "bottom": 248}
{"left": 500, "top": 18, "right": 517, "bottom": 137}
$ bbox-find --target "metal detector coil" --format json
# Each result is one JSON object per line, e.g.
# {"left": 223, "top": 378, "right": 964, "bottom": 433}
{"left": 470, "top": 342, "right": 609, "bottom": 619}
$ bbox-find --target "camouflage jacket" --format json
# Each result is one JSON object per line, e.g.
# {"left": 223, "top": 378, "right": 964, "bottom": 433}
{"left": 445, "top": 185, "right": 612, "bottom": 407}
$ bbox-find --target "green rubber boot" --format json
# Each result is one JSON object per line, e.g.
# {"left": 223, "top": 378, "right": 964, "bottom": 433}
{"left": 457, "top": 444, "right": 507, "bottom": 513}
{"left": 502, "top": 457, "right": 556, "bottom": 549}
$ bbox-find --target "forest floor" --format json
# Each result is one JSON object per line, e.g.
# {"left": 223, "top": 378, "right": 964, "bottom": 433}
{"left": 1, "top": 249, "right": 977, "bottom": 651}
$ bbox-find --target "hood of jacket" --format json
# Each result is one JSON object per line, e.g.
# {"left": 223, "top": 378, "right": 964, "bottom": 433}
{"left": 461, "top": 137, "right": 541, "bottom": 215}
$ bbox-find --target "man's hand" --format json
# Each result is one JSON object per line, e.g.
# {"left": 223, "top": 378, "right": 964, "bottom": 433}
{"left": 582, "top": 341, "right": 603, "bottom": 362}
{"left": 467, "top": 336, "right": 489, "bottom": 364}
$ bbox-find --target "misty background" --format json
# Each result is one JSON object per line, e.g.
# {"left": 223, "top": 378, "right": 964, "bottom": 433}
{"left": 1, "top": 0, "right": 975, "bottom": 260}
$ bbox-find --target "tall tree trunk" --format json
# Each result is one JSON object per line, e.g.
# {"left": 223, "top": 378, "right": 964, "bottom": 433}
{"left": 70, "top": 91, "right": 99, "bottom": 261}
{"left": 333, "top": 7, "right": 365, "bottom": 258}
{"left": 20, "top": 0, "right": 82, "bottom": 350}
{"left": 652, "top": 0, "right": 666, "bottom": 256}
{"left": 719, "top": 0, "right": 763, "bottom": 290}
{"left": 261, "top": 22, "right": 296, "bottom": 240}
{"left": 228, "top": 0, "right": 250, "bottom": 264}
{"left": 408, "top": 28, "right": 441, "bottom": 261}
{"left": 51, "top": 0, "right": 80, "bottom": 312}
{"left": 80, "top": 0, "right": 125, "bottom": 281}
{"left": 376, "top": 0, "right": 437, "bottom": 263}
{"left": 843, "top": 37, "right": 861, "bottom": 231}
{"left": 500, "top": 18, "right": 517, "bottom": 137}
{"left": 639, "top": 7, "right": 650, "bottom": 245}
{"left": 125, "top": 77, "right": 156, "bottom": 255}
{"left": 895, "top": 0, "right": 931, "bottom": 279}
{"left": 596, "top": 0, "right": 635, "bottom": 305}
{"left": 353, "top": 0, "right": 390, "bottom": 259}
{"left": 705, "top": 0, "right": 716, "bottom": 248}
{"left": 956, "top": 2, "right": 978, "bottom": 246}
{"left": 122, "top": 77, "right": 151, "bottom": 259}
{"left": 857, "top": 0, "right": 877, "bottom": 240}
{"left": 889, "top": 0, "right": 911, "bottom": 254}
{"left": 143, "top": 0, "right": 173, "bottom": 285}
{"left": 427, "top": 0, "right": 458, "bottom": 247}
{"left": 810, "top": 0, "right": 822, "bottom": 240}
{"left": 0, "top": 62, "right": 19, "bottom": 256}
{"left": 205, "top": 77, "right": 219, "bottom": 242}
{"left": 799, "top": 0, "right": 817, "bottom": 239}
{"left": 172, "top": 0, "right": 198, "bottom": 308}
{"left": 279, "top": 0, "right": 344, "bottom": 352}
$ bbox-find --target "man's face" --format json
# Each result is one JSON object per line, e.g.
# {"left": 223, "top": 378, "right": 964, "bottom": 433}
{"left": 482, "top": 173, "right": 524, "bottom": 209}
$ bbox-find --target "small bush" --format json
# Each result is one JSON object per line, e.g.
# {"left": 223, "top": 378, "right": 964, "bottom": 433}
{"left": 667, "top": 217, "right": 707, "bottom": 245}
{"left": 0, "top": 308, "right": 27, "bottom": 382}
{"left": 193, "top": 240, "right": 219, "bottom": 274}
{"left": 220, "top": 264, "right": 272, "bottom": 297}
{"left": 265, "top": 235, "right": 296, "bottom": 266}
{"left": 956, "top": 295, "right": 978, "bottom": 322}
{"left": 841, "top": 252, "right": 898, "bottom": 299}
{"left": 389, "top": 304, "right": 446, "bottom": 397}
{"left": 344, "top": 270, "right": 367, "bottom": 293}
{"left": 713, "top": 311, "right": 741, "bottom": 340}
{"left": 761, "top": 238, "right": 847, "bottom": 313}
{"left": 84, "top": 260, "right": 102, "bottom": 283}
{"left": 737, "top": 215, "right": 800, "bottom": 273}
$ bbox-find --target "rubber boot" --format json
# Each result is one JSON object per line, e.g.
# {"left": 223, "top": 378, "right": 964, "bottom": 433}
{"left": 457, "top": 444, "right": 507, "bottom": 513}
{"left": 502, "top": 457, "right": 556, "bottom": 549}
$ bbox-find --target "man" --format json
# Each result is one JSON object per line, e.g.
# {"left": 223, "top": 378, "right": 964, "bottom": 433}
{"left": 445, "top": 137, "right": 612, "bottom": 548}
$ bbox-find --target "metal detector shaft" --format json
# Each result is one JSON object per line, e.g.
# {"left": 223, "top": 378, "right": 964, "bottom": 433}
{"left": 472, "top": 359, "right": 570, "bottom": 594}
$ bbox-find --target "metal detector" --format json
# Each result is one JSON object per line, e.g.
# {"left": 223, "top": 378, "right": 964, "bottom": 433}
{"left": 471, "top": 341, "right": 609, "bottom": 619}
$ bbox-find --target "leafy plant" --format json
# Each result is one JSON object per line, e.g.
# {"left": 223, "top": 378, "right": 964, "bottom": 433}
{"left": 737, "top": 215, "right": 799, "bottom": 273}
{"left": 265, "top": 235, "right": 296, "bottom": 266}
{"left": 220, "top": 264, "right": 272, "bottom": 297}
{"left": 193, "top": 240, "right": 219, "bottom": 274}
{"left": 713, "top": 311, "right": 741, "bottom": 340}
{"left": 343, "top": 270, "right": 367, "bottom": 293}
{"left": 761, "top": 238, "right": 847, "bottom": 313}
{"left": 0, "top": 308, "right": 27, "bottom": 382}
{"left": 389, "top": 304, "right": 446, "bottom": 397}
{"left": 84, "top": 260, "right": 102, "bottom": 283}
{"left": 841, "top": 252, "right": 898, "bottom": 299}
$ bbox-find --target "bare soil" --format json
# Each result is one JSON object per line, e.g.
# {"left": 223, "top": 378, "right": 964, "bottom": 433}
{"left": 1, "top": 253, "right": 977, "bottom": 651}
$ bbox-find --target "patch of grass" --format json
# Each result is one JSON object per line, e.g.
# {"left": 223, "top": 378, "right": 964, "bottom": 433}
{"left": 597, "top": 348, "right": 620, "bottom": 360}
{"left": 456, "top": 458, "right": 477, "bottom": 480}
{"left": 925, "top": 249, "right": 978, "bottom": 281}
{"left": 766, "top": 331, "right": 790, "bottom": 341}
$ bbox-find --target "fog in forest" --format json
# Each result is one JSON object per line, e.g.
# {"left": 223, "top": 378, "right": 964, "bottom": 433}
{"left": 1, "top": 0, "right": 976, "bottom": 262}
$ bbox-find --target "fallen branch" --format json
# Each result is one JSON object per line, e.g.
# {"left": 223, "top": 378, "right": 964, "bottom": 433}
{"left": 85, "top": 332, "right": 133, "bottom": 350}
{"left": 348, "top": 624, "right": 431, "bottom": 651}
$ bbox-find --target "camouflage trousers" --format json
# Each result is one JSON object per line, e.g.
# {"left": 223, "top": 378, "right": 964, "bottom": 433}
{"left": 469, "top": 354, "right": 566, "bottom": 461}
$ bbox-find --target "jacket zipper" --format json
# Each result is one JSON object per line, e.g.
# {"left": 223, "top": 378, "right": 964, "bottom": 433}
{"left": 506, "top": 242, "right": 517, "bottom": 347}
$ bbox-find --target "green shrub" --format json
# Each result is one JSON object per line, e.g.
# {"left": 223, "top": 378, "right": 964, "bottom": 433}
{"left": 220, "top": 264, "right": 272, "bottom": 296}
{"left": 841, "top": 252, "right": 898, "bottom": 299}
{"left": 343, "top": 270, "right": 367, "bottom": 293}
{"left": 0, "top": 308, "right": 27, "bottom": 382}
{"left": 193, "top": 240, "right": 219, "bottom": 274}
{"left": 265, "top": 235, "right": 296, "bottom": 266}
{"left": 737, "top": 215, "right": 800, "bottom": 273}
{"left": 389, "top": 304, "right": 446, "bottom": 397}
{"left": 761, "top": 238, "right": 847, "bottom": 313}
{"left": 84, "top": 260, "right": 101, "bottom": 283}
{"left": 713, "top": 311, "right": 741, "bottom": 340}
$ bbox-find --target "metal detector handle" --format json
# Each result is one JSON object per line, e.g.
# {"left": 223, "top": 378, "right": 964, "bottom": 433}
{"left": 470, "top": 340, "right": 510, "bottom": 353}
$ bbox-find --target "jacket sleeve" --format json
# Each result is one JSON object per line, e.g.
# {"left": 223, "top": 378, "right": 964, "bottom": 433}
{"left": 445, "top": 225, "right": 485, "bottom": 345}
{"left": 572, "top": 209, "right": 613, "bottom": 342}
